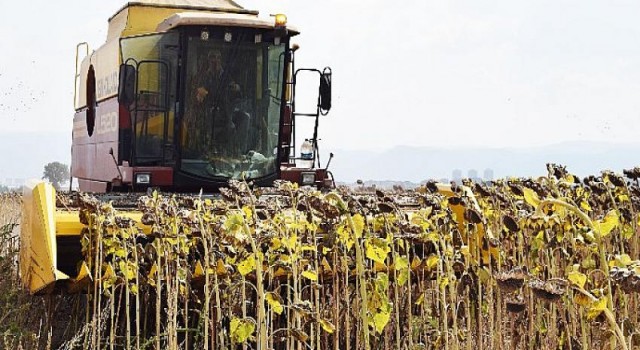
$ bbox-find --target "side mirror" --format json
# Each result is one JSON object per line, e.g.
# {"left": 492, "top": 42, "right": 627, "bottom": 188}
{"left": 319, "top": 68, "right": 332, "bottom": 114}
{"left": 118, "top": 63, "right": 136, "bottom": 106}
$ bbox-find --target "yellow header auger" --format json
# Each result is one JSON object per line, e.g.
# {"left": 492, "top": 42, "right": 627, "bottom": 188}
{"left": 21, "top": 181, "right": 494, "bottom": 295}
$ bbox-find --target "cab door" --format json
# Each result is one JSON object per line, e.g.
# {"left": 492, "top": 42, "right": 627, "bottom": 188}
{"left": 120, "top": 32, "right": 180, "bottom": 166}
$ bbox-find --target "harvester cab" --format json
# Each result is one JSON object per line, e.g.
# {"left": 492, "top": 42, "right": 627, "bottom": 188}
{"left": 72, "top": 0, "right": 333, "bottom": 194}
{"left": 21, "top": 0, "right": 335, "bottom": 294}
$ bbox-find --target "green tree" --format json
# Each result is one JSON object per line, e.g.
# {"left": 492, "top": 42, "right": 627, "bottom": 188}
{"left": 42, "top": 162, "right": 70, "bottom": 190}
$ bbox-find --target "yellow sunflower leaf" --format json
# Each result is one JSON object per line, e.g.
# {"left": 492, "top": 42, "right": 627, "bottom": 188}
{"left": 397, "top": 269, "right": 409, "bottom": 286}
{"left": 411, "top": 256, "right": 422, "bottom": 270}
{"left": 270, "top": 237, "right": 282, "bottom": 250}
{"left": 395, "top": 256, "right": 409, "bottom": 270}
{"left": 365, "top": 238, "right": 390, "bottom": 265}
{"left": 216, "top": 258, "right": 227, "bottom": 275}
{"left": 594, "top": 210, "right": 619, "bottom": 237}
{"left": 459, "top": 245, "right": 470, "bottom": 258}
{"left": 319, "top": 319, "right": 336, "bottom": 334}
{"left": 320, "top": 258, "right": 332, "bottom": 273}
{"left": 283, "top": 234, "right": 298, "bottom": 251}
{"left": 265, "top": 292, "right": 284, "bottom": 315}
{"left": 426, "top": 255, "right": 439, "bottom": 270}
{"left": 567, "top": 271, "right": 587, "bottom": 289}
{"left": 147, "top": 264, "right": 157, "bottom": 286}
{"left": 372, "top": 307, "right": 391, "bottom": 334}
{"left": 301, "top": 270, "right": 318, "bottom": 281}
{"left": 586, "top": 297, "right": 607, "bottom": 321}
{"left": 119, "top": 261, "right": 137, "bottom": 281}
{"left": 579, "top": 200, "right": 592, "bottom": 212}
{"left": 523, "top": 188, "right": 541, "bottom": 208}
{"left": 574, "top": 293, "right": 591, "bottom": 307}
{"left": 352, "top": 214, "right": 365, "bottom": 238}
{"left": 225, "top": 213, "right": 244, "bottom": 232}
{"left": 241, "top": 206, "right": 253, "bottom": 219}
{"left": 230, "top": 318, "right": 255, "bottom": 344}
{"left": 237, "top": 255, "right": 256, "bottom": 276}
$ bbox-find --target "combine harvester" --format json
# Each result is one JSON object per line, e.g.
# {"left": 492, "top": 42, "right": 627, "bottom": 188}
{"left": 20, "top": 0, "right": 486, "bottom": 295}
{"left": 21, "top": 0, "right": 336, "bottom": 295}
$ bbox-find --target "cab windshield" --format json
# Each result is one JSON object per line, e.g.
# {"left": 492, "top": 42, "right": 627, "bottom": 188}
{"left": 180, "top": 31, "right": 286, "bottom": 181}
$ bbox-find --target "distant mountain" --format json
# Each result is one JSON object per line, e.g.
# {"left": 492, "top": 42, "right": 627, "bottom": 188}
{"left": 327, "top": 142, "right": 640, "bottom": 183}
{"left": 1, "top": 133, "right": 639, "bottom": 187}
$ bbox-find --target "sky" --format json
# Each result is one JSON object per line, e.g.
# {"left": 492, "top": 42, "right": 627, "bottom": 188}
{"left": 2, "top": 1, "right": 640, "bottom": 160}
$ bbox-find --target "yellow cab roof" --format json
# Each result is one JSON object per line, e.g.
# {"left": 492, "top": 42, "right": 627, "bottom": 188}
{"left": 109, "top": 0, "right": 257, "bottom": 21}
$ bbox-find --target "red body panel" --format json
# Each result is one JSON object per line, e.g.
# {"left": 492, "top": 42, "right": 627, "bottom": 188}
{"left": 72, "top": 97, "right": 121, "bottom": 191}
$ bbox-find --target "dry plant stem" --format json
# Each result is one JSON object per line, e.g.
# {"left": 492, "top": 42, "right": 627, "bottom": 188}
{"left": 549, "top": 250, "right": 558, "bottom": 346}
{"left": 124, "top": 237, "right": 131, "bottom": 350}
{"left": 214, "top": 251, "right": 225, "bottom": 349}
{"left": 487, "top": 249, "right": 494, "bottom": 350}
{"left": 573, "top": 286, "right": 628, "bottom": 350}
{"left": 312, "top": 226, "right": 321, "bottom": 350}
{"left": 172, "top": 246, "right": 180, "bottom": 348}
{"left": 352, "top": 217, "right": 369, "bottom": 350}
{"left": 391, "top": 241, "right": 401, "bottom": 350}
{"left": 527, "top": 286, "right": 535, "bottom": 350}
{"left": 291, "top": 235, "right": 302, "bottom": 350}
{"left": 472, "top": 225, "right": 483, "bottom": 349}
{"left": 110, "top": 280, "right": 115, "bottom": 349}
{"left": 440, "top": 234, "right": 459, "bottom": 350}
{"left": 538, "top": 198, "right": 618, "bottom": 346}
{"left": 620, "top": 180, "right": 639, "bottom": 258}
{"left": 465, "top": 293, "right": 471, "bottom": 350}
{"left": 155, "top": 239, "right": 162, "bottom": 350}
{"left": 268, "top": 300, "right": 274, "bottom": 350}
{"left": 289, "top": 199, "right": 302, "bottom": 350}
{"left": 241, "top": 275, "right": 247, "bottom": 350}
{"left": 559, "top": 301, "right": 572, "bottom": 350}
{"left": 333, "top": 250, "right": 339, "bottom": 350}
{"left": 197, "top": 202, "right": 211, "bottom": 350}
{"left": 132, "top": 228, "right": 141, "bottom": 350}
{"left": 95, "top": 216, "right": 104, "bottom": 350}
{"left": 602, "top": 186, "right": 626, "bottom": 256}
{"left": 326, "top": 192, "right": 370, "bottom": 350}
{"left": 406, "top": 250, "right": 414, "bottom": 349}
{"left": 242, "top": 219, "right": 268, "bottom": 350}
{"left": 89, "top": 215, "right": 99, "bottom": 348}
{"left": 437, "top": 237, "right": 449, "bottom": 350}
{"left": 342, "top": 247, "right": 351, "bottom": 350}
{"left": 286, "top": 281, "right": 292, "bottom": 350}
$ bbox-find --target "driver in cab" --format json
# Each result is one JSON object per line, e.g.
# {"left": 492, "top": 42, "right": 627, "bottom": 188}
{"left": 193, "top": 50, "right": 241, "bottom": 109}
{"left": 186, "top": 49, "right": 249, "bottom": 157}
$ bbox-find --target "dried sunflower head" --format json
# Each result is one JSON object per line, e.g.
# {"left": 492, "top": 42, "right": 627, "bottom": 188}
{"left": 495, "top": 266, "right": 528, "bottom": 293}
{"left": 505, "top": 295, "right": 526, "bottom": 313}
{"left": 610, "top": 267, "right": 640, "bottom": 294}
{"left": 623, "top": 167, "right": 640, "bottom": 180}
{"left": 529, "top": 278, "right": 567, "bottom": 302}
{"left": 502, "top": 214, "right": 519, "bottom": 233}
{"left": 464, "top": 208, "right": 483, "bottom": 224}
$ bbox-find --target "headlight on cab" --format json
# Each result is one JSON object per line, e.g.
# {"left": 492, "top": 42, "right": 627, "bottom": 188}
{"left": 301, "top": 172, "right": 315, "bottom": 186}
{"left": 135, "top": 173, "right": 151, "bottom": 185}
